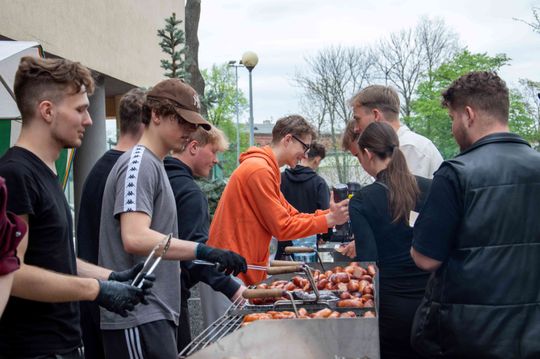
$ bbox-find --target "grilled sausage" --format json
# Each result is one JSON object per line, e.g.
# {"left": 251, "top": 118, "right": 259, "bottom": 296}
{"left": 312, "top": 308, "right": 333, "bottom": 318}
{"left": 337, "top": 299, "right": 364, "bottom": 308}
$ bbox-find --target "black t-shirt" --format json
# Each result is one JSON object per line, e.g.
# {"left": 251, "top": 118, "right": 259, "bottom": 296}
{"left": 77, "top": 149, "right": 124, "bottom": 264}
{"left": 0, "top": 146, "right": 81, "bottom": 357}
{"left": 412, "top": 165, "right": 463, "bottom": 262}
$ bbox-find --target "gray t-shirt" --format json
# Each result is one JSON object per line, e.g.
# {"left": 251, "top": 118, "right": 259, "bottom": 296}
{"left": 99, "top": 145, "right": 180, "bottom": 330}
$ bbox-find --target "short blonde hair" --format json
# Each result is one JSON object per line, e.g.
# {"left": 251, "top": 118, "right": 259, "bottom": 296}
{"left": 184, "top": 125, "right": 229, "bottom": 152}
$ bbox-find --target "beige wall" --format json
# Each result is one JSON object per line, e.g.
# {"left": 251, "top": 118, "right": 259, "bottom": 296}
{"left": 0, "top": 0, "right": 184, "bottom": 87}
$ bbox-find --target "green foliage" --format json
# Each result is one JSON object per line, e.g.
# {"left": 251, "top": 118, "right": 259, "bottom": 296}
{"left": 509, "top": 89, "right": 538, "bottom": 143}
{"left": 158, "top": 13, "right": 190, "bottom": 80}
{"left": 202, "top": 63, "right": 249, "bottom": 176}
{"left": 409, "top": 49, "right": 538, "bottom": 158}
{"left": 195, "top": 178, "right": 227, "bottom": 219}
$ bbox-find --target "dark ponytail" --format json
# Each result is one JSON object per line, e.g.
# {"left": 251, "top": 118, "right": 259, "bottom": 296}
{"left": 357, "top": 122, "right": 420, "bottom": 223}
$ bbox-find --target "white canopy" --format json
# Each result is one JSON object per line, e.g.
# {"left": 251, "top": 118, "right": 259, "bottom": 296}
{"left": 0, "top": 41, "right": 43, "bottom": 120}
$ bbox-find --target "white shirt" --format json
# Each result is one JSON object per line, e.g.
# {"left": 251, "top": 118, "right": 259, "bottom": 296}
{"left": 397, "top": 125, "right": 444, "bottom": 179}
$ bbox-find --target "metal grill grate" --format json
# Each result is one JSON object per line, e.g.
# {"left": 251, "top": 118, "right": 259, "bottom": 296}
{"left": 178, "top": 297, "right": 246, "bottom": 358}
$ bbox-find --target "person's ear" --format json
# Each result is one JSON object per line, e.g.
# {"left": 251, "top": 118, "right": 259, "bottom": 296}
{"left": 373, "top": 108, "right": 383, "bottom": 122}
{"left": 364, "top": 148, "right": 374, "bottom": 161}
{"left": 464, "top": 106, "right": 475, "bottom": 128}
{"left": 283, "top": 134, "right": 292, "bottom": 147}
{"left": 188, "top": 141, "right": 198, "bottom": 155}
{"left": 38, "top": 100, "right": 54, "bottom": 123}
{"left": 151, "top": 110, "right": 162, "bottom": 125}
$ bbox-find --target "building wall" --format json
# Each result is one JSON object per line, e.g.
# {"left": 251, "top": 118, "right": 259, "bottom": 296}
{"left": 0, "top": 0, "right": 184, "bottom": 87}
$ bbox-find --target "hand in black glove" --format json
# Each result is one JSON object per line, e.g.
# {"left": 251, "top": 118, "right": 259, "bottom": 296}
{"left": 95, "top": 277, "right": 154, "bottom": 317}
{"left": 109, "top": 262, "right": 144, "bottom": 282}
{"left": 196, "top": 244, "right": 247, "bottom": 276}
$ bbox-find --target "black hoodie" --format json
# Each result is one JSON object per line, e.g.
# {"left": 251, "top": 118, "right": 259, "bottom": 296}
{"left": 281, "top": 165, "right": 330, "bottom": 213}
{"left": 164, "top": 156, "right": 240, "bottom": 300}
{"left": 278, "top": 165, "right": 331, "bottom": 255}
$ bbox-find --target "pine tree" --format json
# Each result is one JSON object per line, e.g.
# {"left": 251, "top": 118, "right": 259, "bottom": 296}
{"left": 157, "top": 12, "right": 190, "bottom": 80}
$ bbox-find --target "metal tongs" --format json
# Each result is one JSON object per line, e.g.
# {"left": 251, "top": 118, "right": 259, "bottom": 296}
{"left": 132, "top": 233, "right": 172, "bottom": 288}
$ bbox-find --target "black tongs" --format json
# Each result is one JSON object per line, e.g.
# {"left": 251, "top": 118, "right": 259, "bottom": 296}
{"left": 132, "top": 233, "right": 172, "bottom": 288}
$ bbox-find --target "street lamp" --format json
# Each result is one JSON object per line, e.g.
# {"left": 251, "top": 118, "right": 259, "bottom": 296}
{"left": 228, "top": 60, "right": 242, "bottom": 165}
{"left": 241, "top": 51, "right": 259, "bottom": 147}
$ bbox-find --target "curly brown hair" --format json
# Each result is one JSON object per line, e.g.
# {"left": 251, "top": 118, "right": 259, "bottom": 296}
{"left": 442, "top": 71, "right": 509, "bottom": 123}
{"left": 14, "top": 56, "right": 95, "bottom": 120}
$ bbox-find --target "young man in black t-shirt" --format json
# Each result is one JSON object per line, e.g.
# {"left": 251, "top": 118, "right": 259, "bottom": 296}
{"left": 77, "top": 88, "right": 146, "bottom": 359}
{"left": 0, "top": 57, "right": 151, "bottom": 359}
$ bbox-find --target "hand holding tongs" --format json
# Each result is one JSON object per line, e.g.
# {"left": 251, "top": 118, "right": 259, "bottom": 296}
{"left": 132, "top": 233, "right": 172, "bottom": 288}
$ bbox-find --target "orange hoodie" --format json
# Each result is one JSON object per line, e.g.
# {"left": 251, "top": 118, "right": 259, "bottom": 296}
{"left": 208, "top": 146, "right": 328, "bottom": 285}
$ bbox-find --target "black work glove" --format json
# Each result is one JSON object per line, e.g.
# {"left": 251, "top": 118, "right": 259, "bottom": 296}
{"left": 109, "top": 262, "right": 144, "bottom": 282}
{"left": 95, "top": 276, "right": 154, "bottom": 317}
{"left": 196, "top": 244, "right": 247, "bottom": 276}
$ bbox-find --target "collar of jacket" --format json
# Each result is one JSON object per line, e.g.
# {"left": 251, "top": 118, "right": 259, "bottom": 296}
{"left": 457, "top": 132, "right": 530, "bottom": 158}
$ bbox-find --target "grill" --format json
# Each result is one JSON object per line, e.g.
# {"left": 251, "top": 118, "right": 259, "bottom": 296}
{"left": 179, "top": 262, "right": 380, "bottom": 359}
{"left": 178, "top": 297, "right": 246, "bottom": 358}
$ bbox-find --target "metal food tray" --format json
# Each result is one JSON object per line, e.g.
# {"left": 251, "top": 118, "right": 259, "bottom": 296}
{"left": 179, "top": 262, "right": 380, "bottom": 359}
{"left": 245, "top": 261, "right": 379, "bottom": 314}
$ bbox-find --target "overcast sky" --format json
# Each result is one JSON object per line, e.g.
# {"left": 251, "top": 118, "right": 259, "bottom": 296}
{"left": 197, "top": 0, "right": 539, "bottom": 125}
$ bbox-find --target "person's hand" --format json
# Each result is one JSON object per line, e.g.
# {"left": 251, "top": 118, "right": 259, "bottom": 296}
{"left": 197, "top": 244, "right": 247, "bottom": 276}
{"left": 108, "top": 262, "right": 144, "bottom": 282}
{"left": 326, "top": 192, "right": 349, "bottom": 227}
{"left": 95, "top": 277, "right": 153, "bottom": 317}
{"left": 337, "top": 241, "right": 356, "bottom": 259}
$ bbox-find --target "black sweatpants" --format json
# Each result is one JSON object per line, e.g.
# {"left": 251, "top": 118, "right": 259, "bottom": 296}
{"left": 102, "top": 320, "right": 177, "bottom": 359}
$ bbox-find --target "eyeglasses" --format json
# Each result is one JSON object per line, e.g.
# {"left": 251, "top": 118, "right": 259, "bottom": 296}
{"left": 291, "top": 134, "right": 310, "bottom": 154}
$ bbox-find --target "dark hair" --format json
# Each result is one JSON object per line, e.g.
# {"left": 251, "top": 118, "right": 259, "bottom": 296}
{"left": 349, "top": 85, "right": 400, "bottom": 121}
{"left": 358, "top": 122, "right": 419, "bottom": 223}
{"left": 14, "top": 56, "right": 95, "bottom": 121}
{"left": 341, "top": 119, "right": 359, "bottom": 150}
{"left": 442, "top": 71, "right": 509, "bottom": 123}
{"left": 271, "top": 115, "right": 317, "bottom": 144}
{"left": 307, "top": 142, "right": 326, "bottom": 160}
{"left": 119, "top": 88, "right": 146, "bottom": 135}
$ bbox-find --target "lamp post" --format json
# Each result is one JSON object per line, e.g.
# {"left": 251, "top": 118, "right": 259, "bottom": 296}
{"left": 228, "top": 60, "right": 242, "bottom": 165}
{"left": 241, "top": 51, "right": 259, "bottom": 147}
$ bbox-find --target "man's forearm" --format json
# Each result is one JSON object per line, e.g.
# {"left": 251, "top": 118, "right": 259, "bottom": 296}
{"left": 11, "top": 263, "right": 100, "bottom": 302}
{"left": 77, "top": 258, "right": 112, "bottom": 279}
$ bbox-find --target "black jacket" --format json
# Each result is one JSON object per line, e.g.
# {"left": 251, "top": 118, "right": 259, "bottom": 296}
{"left": 411, "top": 133, "right": 540, "bottom": 358}
{"left": 164, "top": 157, "right": 240, "bottom": 301}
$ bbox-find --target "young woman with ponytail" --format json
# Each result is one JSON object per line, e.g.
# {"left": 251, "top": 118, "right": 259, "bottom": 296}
{"left": 350, "top": 121, "right": 431, "bottom": 359}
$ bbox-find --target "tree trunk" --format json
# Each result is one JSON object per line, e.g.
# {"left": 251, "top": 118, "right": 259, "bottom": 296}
{"left": 185, "top": 0, "right": 207, "bottom": 117}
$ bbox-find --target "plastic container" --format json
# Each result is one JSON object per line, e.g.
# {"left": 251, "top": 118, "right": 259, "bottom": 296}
{"left": 292, "top": 235, "right": 317, "bottom": 262}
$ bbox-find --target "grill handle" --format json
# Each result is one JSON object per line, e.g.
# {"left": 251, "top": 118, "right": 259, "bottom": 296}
{"left": 284, "top": 246, "right": 315, "bottom": 254}
{"left": 266, "top": 265, "right": 303, "bottom": 275}
{"left": 242, "top": 288, "right": 285, "bottom": 299}
{"left": 269, "top": 259, "right": 304, "bottom": 267}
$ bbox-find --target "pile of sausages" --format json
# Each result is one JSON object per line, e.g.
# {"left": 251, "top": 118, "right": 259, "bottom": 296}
{"left": 242, "top": 308, "right": 376, "bottom": 325}
{"left": 252, "top": 262, "right": 376, "bottom": 308}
